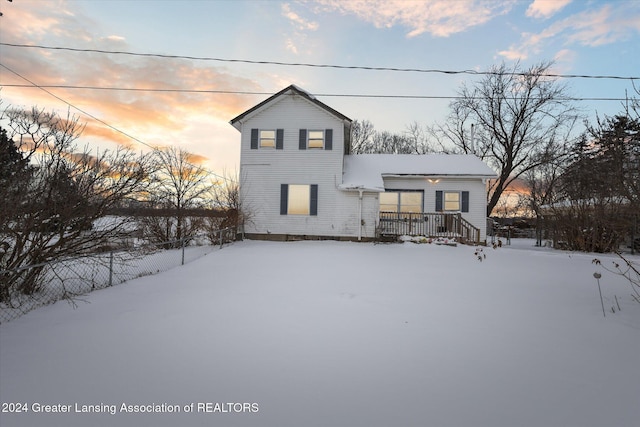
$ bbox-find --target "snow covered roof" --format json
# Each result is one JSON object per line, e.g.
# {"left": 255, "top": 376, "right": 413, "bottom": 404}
{"left": 340, "top": 154, "right": 497, "bottom": 191}
{"left": 229, "top": 85, "right": 351, "bottom": 130}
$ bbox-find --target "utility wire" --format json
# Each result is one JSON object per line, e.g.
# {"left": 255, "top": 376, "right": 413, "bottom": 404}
{"left": 0, "top": 63, "right": 152, "bottom": 148}
{"left": 1, "top": 42, "right": 638, "bottom": 81}
{"left": 0, "top": 63, "right": 236, "bottom": 183}
{"left": 1, "top": 84, "right": 631, "bottom": 102}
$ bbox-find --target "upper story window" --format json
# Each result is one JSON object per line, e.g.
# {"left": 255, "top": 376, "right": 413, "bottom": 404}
{"left": 250, "top": 129, "right": 283, "bottom": 149}
{"left": 260, "top": 130, "right": 276, "bottom": 148}
{"left": 299, "top": 129, "right": 333, "bottom": 150}
{"left": 308, "top": 130, "right": 325, "bottom": 149}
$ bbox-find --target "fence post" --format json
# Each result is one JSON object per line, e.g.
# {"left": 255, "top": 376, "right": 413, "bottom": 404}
{"left": 181, "top": 237, "right": 185, "bottom": 265}
{"left": 219, "top": 229, "right": 224, "bottom": 249}
{"left": 108, "top": 251, "right": 114, "bottom": 286}
{"left": 632, "top": 214, "right": 637, "bottom": 255}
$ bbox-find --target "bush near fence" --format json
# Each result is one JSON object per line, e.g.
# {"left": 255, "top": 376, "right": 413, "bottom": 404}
{"left": 0, "top": 227, "right": 238, "bottom": 324}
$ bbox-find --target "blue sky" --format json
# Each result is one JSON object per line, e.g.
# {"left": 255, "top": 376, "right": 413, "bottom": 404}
{"left": 1, "top": 0, "right": 638, "bottom": 173}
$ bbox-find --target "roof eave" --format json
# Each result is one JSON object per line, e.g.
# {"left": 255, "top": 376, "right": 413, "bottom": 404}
{"left": 381, "top": 173, "right": 498, "bottom": 179}
{"left": 338, "top": 184, "right": 385, "bottom": 193}
{"left": 229, "top": 85, "right": 352, "bottom": 131}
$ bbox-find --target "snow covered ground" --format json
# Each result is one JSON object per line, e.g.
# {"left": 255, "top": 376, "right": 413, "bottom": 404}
{"left": 1, "top": 239, "right": 639, "bottom": 427}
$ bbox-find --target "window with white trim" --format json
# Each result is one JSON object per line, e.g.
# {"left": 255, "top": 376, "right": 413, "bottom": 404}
{"left": 308, "top": 130, "right": 324, "bottom": 149}
{"left": 259, "top": 130, "right": 276, "bottom": 148}
{"left": 299, "top": 129, "right": 333, "bottom": 150}
{"left": 288, "top": 185, "right": 310, "bottom": 215}
{"left": 435, "top": 190, "right": 469, "bottom": 213}
{"left": 444, "top": 191, "right": 460, "bottom": 211}
{"left": 379, "top": 191, "right": 423, "bottom": 213}
{"left": 250, "top": 128, "right": 283, "bottom": 149}
{"left": 280, "top": 184, "right": 318, "bottom": 216}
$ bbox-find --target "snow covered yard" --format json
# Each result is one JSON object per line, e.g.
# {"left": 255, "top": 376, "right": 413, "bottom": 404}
{"left": 1, "top": 240, "right": 639, "bottom": 427}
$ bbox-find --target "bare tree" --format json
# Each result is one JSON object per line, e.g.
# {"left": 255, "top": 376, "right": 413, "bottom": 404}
{"left": 141, "top": 147, "right": 213, "bottom": 245}
{"left": 350, "top": 119, "right": 376, "bottom": 154}
{"left": 351, "top": 120, "right": 433, "bottom": 154}
{"left": 404, "top": 121, "right": 435, "bottom": 154}
{"left": 435, "top": 61, "right": 579, "bottom": 216}
{"left": 202, "top": 170, "right": 250, "bottom": 242}
{"left": 519, "top": 153, "right": 569, "bottom": 245}
{"left": 0, "top": 105, "right": 153, "bottom": 301}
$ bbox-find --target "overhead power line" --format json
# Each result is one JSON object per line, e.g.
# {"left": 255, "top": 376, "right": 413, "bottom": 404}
{"left": 0, "top": 62, "right": 236, "bottom": 183}
{"left": 0, "top": 63, "right": 152, "bottom": 149}
{"left": 1, "top": 42, "right": 638, "bottom": 81}
{"left": 1, "top": 83, "right": 632, "bottom": 102}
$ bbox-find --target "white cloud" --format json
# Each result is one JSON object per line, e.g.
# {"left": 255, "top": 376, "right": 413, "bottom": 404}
{"left": 285, "top": 38, "right": 299, "bottom": 54}
{"left": 281, "top": 3, "right": 319, "bottom": 31}
{"left": 105, "top": 35, "right": 126, "bottom": 42}
{"left": 499, "top": 3, "right": 640, "bottom": 60}
{"left": 314, "top": 0, "right": 516, "bottom": 38}
{"left": 526, "top": 0, "right": 572, "bottom": 19}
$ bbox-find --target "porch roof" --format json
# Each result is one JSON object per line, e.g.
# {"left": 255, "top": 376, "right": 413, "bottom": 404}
{"left": 340, "top": 154, "right": 497, "bottom": 192}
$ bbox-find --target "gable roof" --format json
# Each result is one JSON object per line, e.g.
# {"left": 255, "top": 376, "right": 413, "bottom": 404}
{"left": 340, "top": 154, "right": 498, "bottom": 192}
{"left": 230, "top": 85, "right": 352, "bottom": 130}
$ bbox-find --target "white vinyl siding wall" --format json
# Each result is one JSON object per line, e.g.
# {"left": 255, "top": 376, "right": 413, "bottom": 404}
{"left": 382, "top": 177, "right": 488, "bottom": 241}
{"left": 239, "top": 95, "right": 362, "bottom": 237}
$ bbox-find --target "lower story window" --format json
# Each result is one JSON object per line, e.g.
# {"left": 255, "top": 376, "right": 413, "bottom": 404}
{"left": 444, "top": 191, "right": 460, "bottom": 211}
{"left": 281, "top": 184, "right": 318, "bottom": 215}
{"left": 379, "top": 191, "right": 423, "bottom": 213}
{"left": 436, "top": 190, "right": 469, "bottom": 213}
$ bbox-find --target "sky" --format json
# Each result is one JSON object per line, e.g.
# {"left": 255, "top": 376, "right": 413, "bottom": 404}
{"left": 1, "top": 0, "right": 639, "bottom": 176}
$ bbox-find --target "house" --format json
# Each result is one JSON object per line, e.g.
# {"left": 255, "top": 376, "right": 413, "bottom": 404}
{"left": 230, "top": 85, "right": 497, "bottom": 243}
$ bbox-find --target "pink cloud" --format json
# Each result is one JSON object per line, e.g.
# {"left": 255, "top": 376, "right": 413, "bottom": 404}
{"left": 526, "top": 0, "right": 572, "bottom": 19}
{"left": 0, "top": 0, "right": 265, "bottom": 162}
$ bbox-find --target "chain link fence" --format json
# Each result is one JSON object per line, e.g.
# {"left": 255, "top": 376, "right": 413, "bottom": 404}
{"left": 0, "top": 227, "right": 238, "bottom": 324}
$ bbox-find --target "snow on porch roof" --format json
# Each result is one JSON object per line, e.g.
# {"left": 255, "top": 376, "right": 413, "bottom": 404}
{"left": 340, "top": 154, "right": 498, "bottom": 192}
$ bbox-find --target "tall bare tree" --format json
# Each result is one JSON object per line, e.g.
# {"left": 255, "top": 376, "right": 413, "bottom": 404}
{"left": 0, "top": 105, "right": 153, "bottom": 301}
{"left": 350, "top": 119, "right": 376, "bottom": 154}
{"left": 351, "top": 119, "right": 433, "bottom": 154}
{"left": 201, "top": 170, "right": 249, "bottom": 242}
{"left": 141, "top": 146, "right": 213, "bottom": 244}
{"left": 435, "top": 61, "right": 579, "bottom": 216}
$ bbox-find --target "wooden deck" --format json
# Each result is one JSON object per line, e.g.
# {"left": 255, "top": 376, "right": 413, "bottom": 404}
{"left": 378, "top": 211, "right": 481, "bottom": 244}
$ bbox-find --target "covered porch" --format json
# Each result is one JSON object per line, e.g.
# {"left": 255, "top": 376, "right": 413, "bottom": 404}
{"left": 378, "top": 211, "right": 481, "bottom": 244}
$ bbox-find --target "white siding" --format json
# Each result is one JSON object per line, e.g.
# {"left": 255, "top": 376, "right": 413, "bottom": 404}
{"left": 238, "top": 95, "right": 359, "bottom": 237}
{"left": 236, "top": 91, "right": 490, "bottom": 241}
{"left": 382, "top": 177, "right": 489, "bottom": 241}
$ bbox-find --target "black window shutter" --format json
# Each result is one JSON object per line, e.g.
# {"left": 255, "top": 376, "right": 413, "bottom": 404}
{"left": 325, "top": 129, "right": 333, "bottom": 150}
{"left": 250, "top": 128, "right": 258, "bottom": 149}
{"left": 310, "top": 184, "right": 318, "bottom": 216}
{"left": 435, "top": 191, "right": 443, "bottom": 212}
{"left": 299, "top": 129, "right": 307, "bottom": 150}
{"left": 461, "top": 191, "right": 469, "bottom": 213}
{"left": 276, "top": 129, "right": 284, "bottom": 150}
{"left": 280, "top": 184, "right": 288, "bottom": 215}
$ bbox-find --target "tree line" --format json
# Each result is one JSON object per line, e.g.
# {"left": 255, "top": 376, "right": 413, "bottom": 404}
{"left": 350, "top": 61, "right": 639, "bottom": 253}
{"left": 0, "top": 102, "right": 241, "bottom": 302}
{"left": 1, "top": 59, "right": 638, "bottom": 304}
